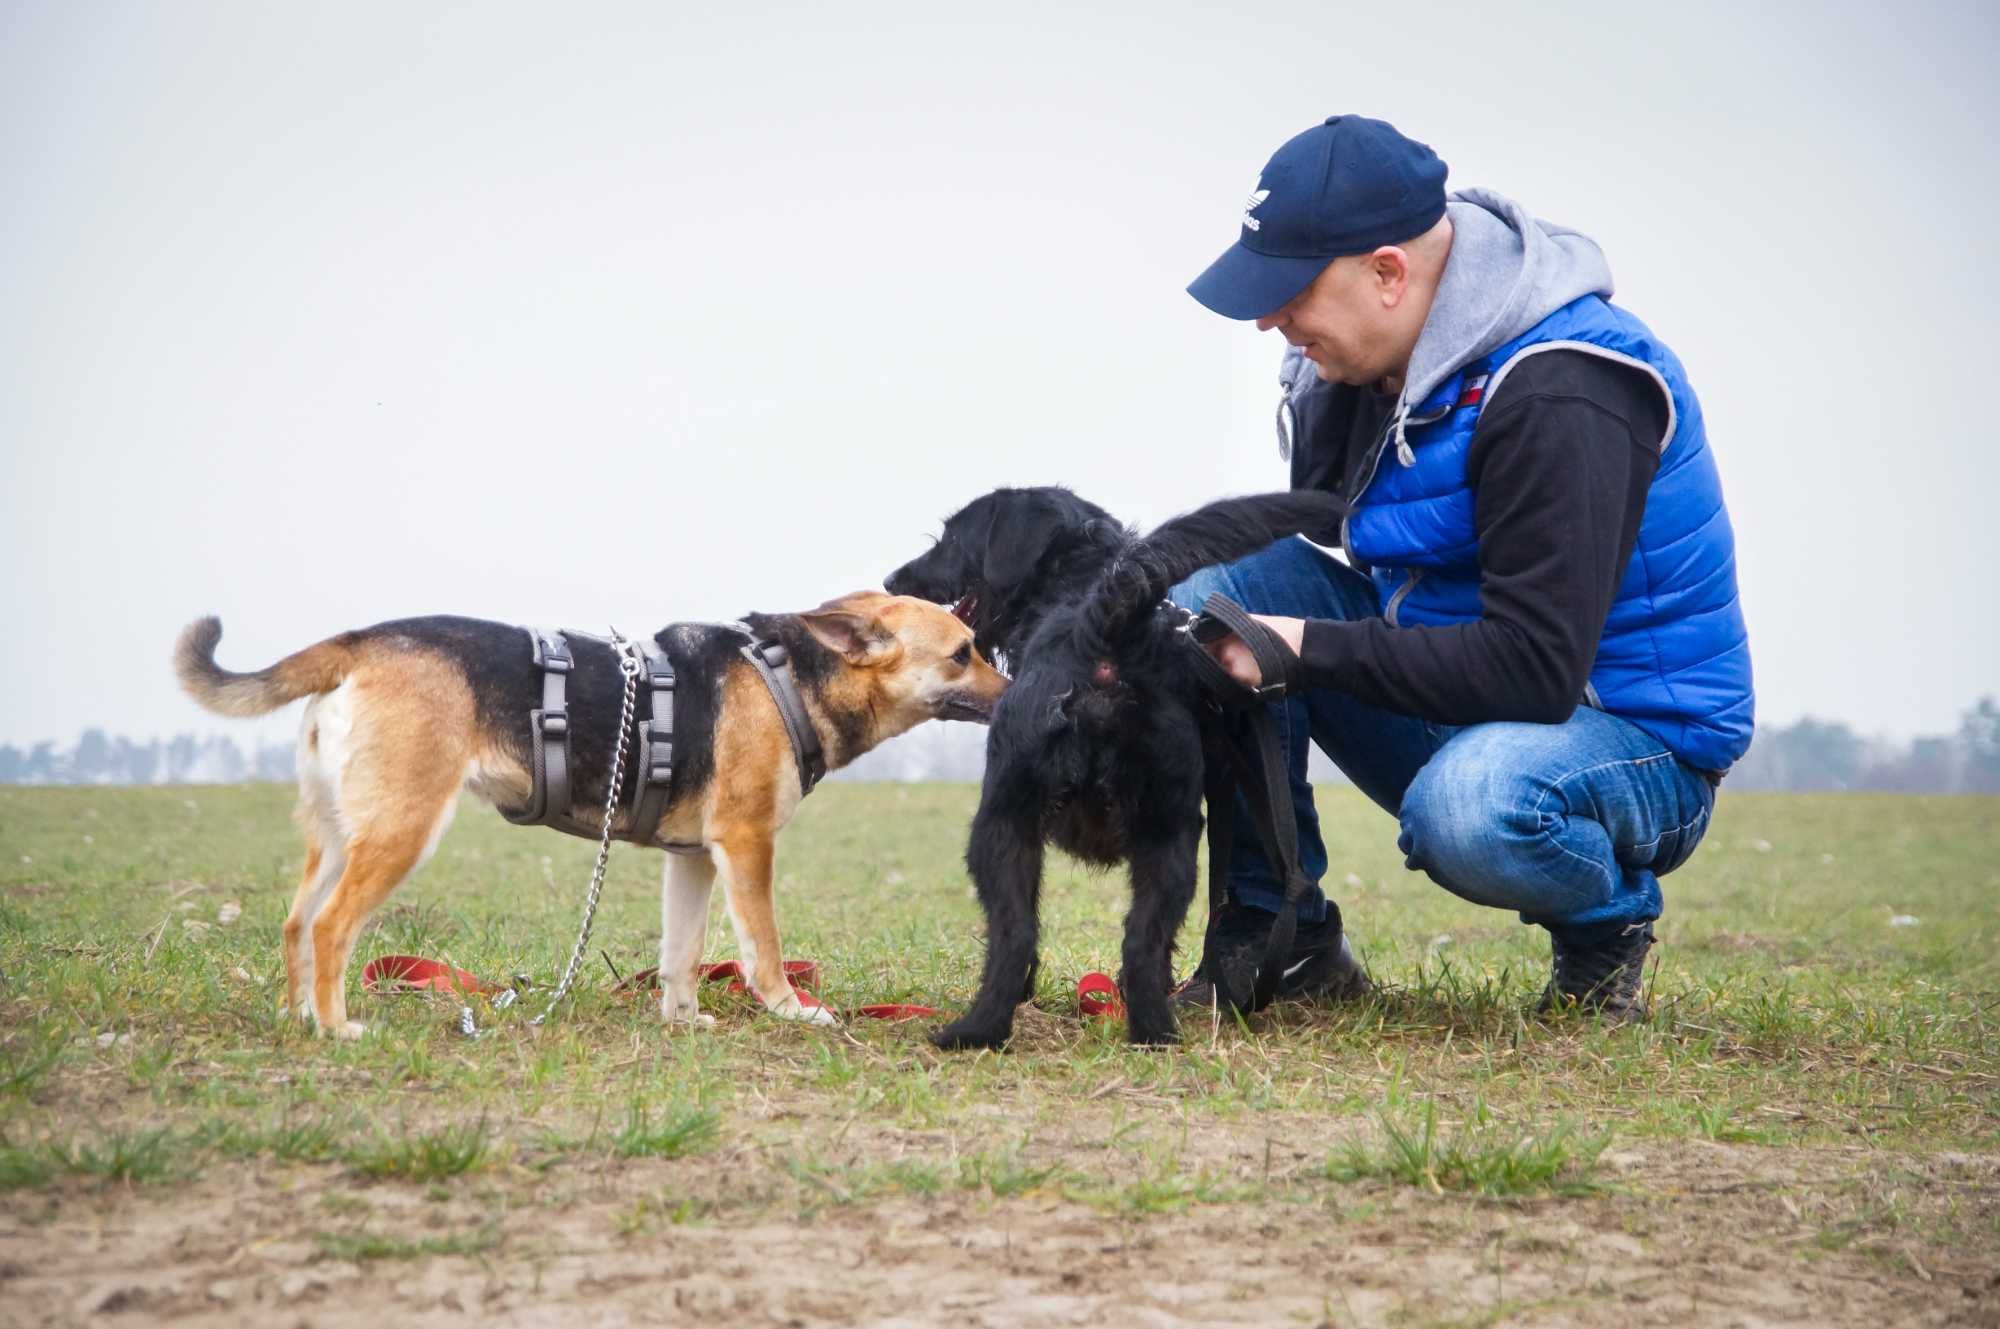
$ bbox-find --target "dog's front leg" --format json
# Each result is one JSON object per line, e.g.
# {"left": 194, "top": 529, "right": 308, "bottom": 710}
{"left": 1120, "top": 825, "right": 1200, "bottom": 1046}
{"left": 658, "top": 852, "right": 716, "bottom": 1026}
{"left": 711, "top": 833, "right": 834, "bottom": 1026}
{"left": 932, "top": 806, "right": 1043, "bottom": 1051}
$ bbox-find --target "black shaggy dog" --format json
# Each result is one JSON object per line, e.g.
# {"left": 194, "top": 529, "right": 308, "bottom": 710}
{"left": 886, "top": 487, "right": 1347, "bottom": 1047}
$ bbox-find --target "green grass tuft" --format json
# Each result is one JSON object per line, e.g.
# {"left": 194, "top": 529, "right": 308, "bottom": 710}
{"left": 344, "top": 1119, "right": 492, "bottom": 1182}
{"left": 0, "top": 1025, "right": 69, "bottom": 1098}
{"left": 0, "top": 1139, "right": 54, "bottom": 1188}
{"left": 1326, "top": 1101, "right": 1607, "bottom": 1197}
{"left": 201, "top": 1108, "right": 345, "bottom": 1163}
{"left": 314, "top": 1223, "right": 501, "bottom": 1262}
{"left": 613, "top": 1100, "right": 719, "bottom": 1159}
{"left": 956, "top": 1145, "right": 1066, "bottom": 1198}
{"left": 1, "top": 1127, "right": 188, "bottom": 1186}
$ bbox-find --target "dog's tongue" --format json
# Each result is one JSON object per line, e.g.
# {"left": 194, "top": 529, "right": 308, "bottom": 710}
{"left": 951, "top": 593, "right": 979, "bottom": 625}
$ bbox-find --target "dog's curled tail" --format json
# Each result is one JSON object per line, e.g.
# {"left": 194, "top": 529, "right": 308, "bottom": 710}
{"left": 1071, "top": 490, "right": 1349, "bottom": 658}
{"left": 173, "top": 616, "right": 356, "bottom": 717}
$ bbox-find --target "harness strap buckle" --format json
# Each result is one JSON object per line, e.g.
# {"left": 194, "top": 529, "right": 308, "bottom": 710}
{"left": 631, "top": 643, "right": 678, "bottom": 832}
{"left": 533, "top": 632, "right": 574, "bottom": 672}
{"left": 641, "top": 728, "right": 674, "bottom": 787}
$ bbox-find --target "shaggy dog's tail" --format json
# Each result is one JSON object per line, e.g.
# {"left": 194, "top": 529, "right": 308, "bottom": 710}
{"left": 1071, "top": 490, "right": 1349, "bottom": 659}
{"left": 173, "top": 616, "right": 357, "bottom": 717}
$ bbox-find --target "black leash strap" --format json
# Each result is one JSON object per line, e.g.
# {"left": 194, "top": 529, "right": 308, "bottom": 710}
{"left": 1197, "top": 592, "right": 1300, "bottom": 698}
{"left": 1186, "top": 593, "right": 1331, "bottom": 1011}
{"left": 1199, "top": 727, "right": 1238, "bottom": 965}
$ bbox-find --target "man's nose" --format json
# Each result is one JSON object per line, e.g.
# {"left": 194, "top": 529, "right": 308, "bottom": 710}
{"left": 1255, "top": 312, "right": 1283, "bottom": 333}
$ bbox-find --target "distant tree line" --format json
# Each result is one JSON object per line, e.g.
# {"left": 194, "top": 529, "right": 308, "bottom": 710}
{"left": 0, "top": 732, "right": 298, "bottom": 785}
{"left": 1725, "top": 697, "right": 2000, "bottom": 793}
{"left": 4, "top": 698, "right": 1997, "bottom": 792}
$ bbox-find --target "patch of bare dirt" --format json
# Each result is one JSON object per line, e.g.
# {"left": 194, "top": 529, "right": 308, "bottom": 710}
{"left": 2, "top": 1142, "right": 1994, "bottom": 1328}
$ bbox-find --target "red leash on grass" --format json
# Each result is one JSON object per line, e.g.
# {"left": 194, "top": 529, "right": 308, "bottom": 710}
{"left": 361, "top": 954, "right": 940, "bottom": 1023}
{"left": 362, "top": 955, "right": 1133, "bottom": 1024}
{"left": 360, "top": 955, "right": 505, "bottom": 996}
{"left": 1076, "top": 971, "right": 1125, "bottom": 1020}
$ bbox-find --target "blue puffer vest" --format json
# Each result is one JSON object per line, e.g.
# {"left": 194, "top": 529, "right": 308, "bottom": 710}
{"left": 1346, "top": 295, "right": 1754, "bottom": 771}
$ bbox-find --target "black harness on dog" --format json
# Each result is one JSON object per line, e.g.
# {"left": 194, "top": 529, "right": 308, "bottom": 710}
{"left": 1182, "top": 592, "right": 1336, "bottom": 1012}
{"left": 501, "top": 624, "right": 825, "bottom": 852}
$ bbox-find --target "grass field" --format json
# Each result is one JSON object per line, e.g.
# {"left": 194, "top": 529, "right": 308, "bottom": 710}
{"left": 1, "top": 781, "right": 1995, "bottom": 1327}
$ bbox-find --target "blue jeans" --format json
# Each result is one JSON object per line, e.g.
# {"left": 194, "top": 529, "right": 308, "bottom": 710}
{"left": 1170, "top": 538, "right": 1716, "bottom": 937}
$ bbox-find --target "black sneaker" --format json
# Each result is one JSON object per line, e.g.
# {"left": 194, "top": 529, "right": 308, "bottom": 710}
{"left": 1538, "top": 920, "right": 1655, "bottom": 1024}
{"left": 1174, "top": 905, "right": 1373, "bottom": 1012}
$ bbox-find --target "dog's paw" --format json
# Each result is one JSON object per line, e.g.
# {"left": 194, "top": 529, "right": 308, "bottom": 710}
{"left": 769, "top": 993, "right": 838, "bottom": 1026}
{"left": 1125, "top": 1022, "right": 1180, "bottom": 1048}
{"left": 929, "top": 1019, "right": 1009, "bottom": 1051}
{"left": 660, "top": 994, "right": 715, "bottom": 1027}
{"left": 328, "top": 1020, "right": 367, "bottom": 1041}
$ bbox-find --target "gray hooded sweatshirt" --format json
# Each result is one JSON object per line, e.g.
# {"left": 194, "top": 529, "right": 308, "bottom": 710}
{"left": 1279, "top": 187, "right": 1621, "bottom": 467}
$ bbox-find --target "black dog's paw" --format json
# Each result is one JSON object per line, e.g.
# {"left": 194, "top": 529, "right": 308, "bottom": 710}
{"left": 1125, "top": 1017, "right": 1180, "bottom": 1048}
{"left": 929, "top": 1019, "right": 1011, "bottom": 1052}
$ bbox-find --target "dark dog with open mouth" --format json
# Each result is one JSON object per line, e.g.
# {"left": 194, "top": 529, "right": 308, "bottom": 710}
{"left": 886, "top": 487, "right": 1347, "bottom": 1046}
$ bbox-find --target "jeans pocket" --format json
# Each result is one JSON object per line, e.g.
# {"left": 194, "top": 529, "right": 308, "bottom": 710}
{"left": 1653, "top": 789, "right": 1714, "bottom": 877}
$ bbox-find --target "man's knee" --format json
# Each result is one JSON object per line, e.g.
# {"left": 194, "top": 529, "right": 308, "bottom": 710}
{"left": 1397, "top": 727, "right": 1547, "bottom": 895}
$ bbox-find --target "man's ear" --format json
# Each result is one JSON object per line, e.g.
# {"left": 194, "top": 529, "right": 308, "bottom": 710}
{"left": 1370, "top": 245, "right": 1411, "bottom": 306}
{"left": 981, "top": 495, "right": 1060, "bottom": 595}
{"left": 800, "top": 607, "right": 902, "bottom": 667}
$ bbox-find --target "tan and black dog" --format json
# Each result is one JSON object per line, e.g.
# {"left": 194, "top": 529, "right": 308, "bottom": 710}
{"left": 173, "top": 594, "right": 1007, "bottom": 1038}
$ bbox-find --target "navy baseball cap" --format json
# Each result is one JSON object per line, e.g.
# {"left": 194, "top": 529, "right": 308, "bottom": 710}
{"left": 1187, "top": 115, "right": 1449, "bottom": 321}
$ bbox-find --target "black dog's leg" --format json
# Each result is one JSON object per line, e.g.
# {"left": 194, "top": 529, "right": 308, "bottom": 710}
{"left": 932, "top": 805, "right": 1043, "bottom": 1051}
{"left": 1120, "top": 825, "right": 1200, "bottom": 1046}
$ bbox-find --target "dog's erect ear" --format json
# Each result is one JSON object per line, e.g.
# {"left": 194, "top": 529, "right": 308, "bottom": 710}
{"left": 981, "top": 493, "right": 1063, "bottom": 595}
{"left": 800, "top": 606, "right": 902, "bottom": 667}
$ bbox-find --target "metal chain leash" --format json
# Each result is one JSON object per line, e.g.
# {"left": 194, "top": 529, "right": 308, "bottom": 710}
{"left": 525, "top": 630, "right": 645, "bottom": 1027}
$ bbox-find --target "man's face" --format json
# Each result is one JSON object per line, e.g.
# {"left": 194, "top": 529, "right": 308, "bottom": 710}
{"left": 1255, "top": 252, "right": 1413, "bottom": 388}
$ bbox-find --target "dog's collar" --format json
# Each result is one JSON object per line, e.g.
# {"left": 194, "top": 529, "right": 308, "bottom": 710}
{"left": 729, "top": 622, "right": 827, "bottom": 797}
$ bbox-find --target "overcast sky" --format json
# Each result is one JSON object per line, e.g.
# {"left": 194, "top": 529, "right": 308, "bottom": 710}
{"left": 3, "top": 0, "right": 1996, "bottom": 755}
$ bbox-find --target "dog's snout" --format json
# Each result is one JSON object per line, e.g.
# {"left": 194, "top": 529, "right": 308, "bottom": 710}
{"left": 940, "top": 691, "right": 998, "bottom": 723}
{"left": 940, "top": 659, "right": 1009, "bottom": 724}
{"left": 885, "top": 563, "right": 937, "bottom": 602}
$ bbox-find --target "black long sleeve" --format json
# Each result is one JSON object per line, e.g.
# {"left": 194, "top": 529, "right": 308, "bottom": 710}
{"left": 1297, "top": 351, "right": 1666, "bottom": 724}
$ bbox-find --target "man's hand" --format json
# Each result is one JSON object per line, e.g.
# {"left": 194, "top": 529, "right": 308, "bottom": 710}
{"left": 1203, "top": 614, "right": 1305, "bottom": 689}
